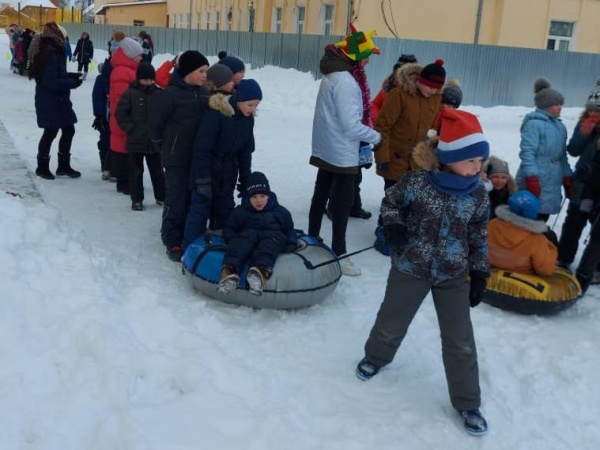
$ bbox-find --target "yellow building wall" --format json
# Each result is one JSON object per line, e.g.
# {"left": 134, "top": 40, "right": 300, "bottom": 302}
{"left": 104, "top": 4, "right": 167, "bottom": 27}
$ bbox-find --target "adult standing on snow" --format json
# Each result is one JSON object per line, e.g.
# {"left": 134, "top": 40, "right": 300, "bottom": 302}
{"left": 30, "top": 21, "right": 82, "bottom": 180}
{"left": 72, "top": 31, "right": 94, "bottom": 80}
{"left": 307, "top": 25, "right": 381, "bottom": 276}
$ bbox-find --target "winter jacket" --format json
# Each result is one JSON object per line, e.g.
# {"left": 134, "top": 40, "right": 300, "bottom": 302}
{"left": 310, "top": 47, "right": 380, "bottom": 173}
{"left": 109, "top": 48, "right": 139, "bottom": 153}
{"left": 488, "top": 205, "right": 557, "bottom": 276}
{"left": 381, "top": 140, "right": 489, "bottom": 284}
{"left": 14, "top": 40, "right": 25, "bottom": 64}
{"left": 515, "top": 108, "right": 571, "bottom": 214}
{"left": 73, "top": 37, "right": 93, "bottom": 64}
{"left": 223, "top": 192, "right": 296, "bottom": 246}
{"left": 64, "top": 38, "right": 72, "bottom": 61}
{"left": 139, "top": 38, "right": 153, "bottom": 63}
{"left": 370, "top": 89, "right": 388, "bottom": 123}
{"left": 149, "top": 71, "right": 210, "bottom": 167}
{"left": 92, "top": 58, "right": 112, "bottom": 118}
{"left": 155, "top": 60, "right": 174, "bottom": 88}
{"left": 115, "top": 81, "right": 162, "bottom": 154}
{"left": 566, "top": 118, "right": 600, "bottom": 206}
{"left": 374, "top": 63, "right": 442, "bottom": 182}
{"left": 189, "top": 94, "right": 252, "bottom": 194}
{"left": 32, "top": 37, "right": 78, "bottom": 129}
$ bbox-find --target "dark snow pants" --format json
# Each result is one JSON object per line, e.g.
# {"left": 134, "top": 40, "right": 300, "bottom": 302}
{"left": 222, "top": 230, "right": 286, "bottom": 271}
{"left": 38, "top": 126, "right": 75, "bottom": 159}
{"left": 576, "top": 214, "right": 600, "bottom": 291}
{"left": 97, "top": 127, "right": 110, "bottom": 172}
{"left": 558, "top": 202, "right": 592, "bottom": 265}
{"left": 128, "top": 153, "right": 165, "bottom": 204}
{"left": 308, "top": 168, "right": 355, "bottom": 256}
{"left": 364, "top": 268, "right": 481, "bottom": 411}
{"left": 161, "top": 165, "right": 191, "bottom": 248}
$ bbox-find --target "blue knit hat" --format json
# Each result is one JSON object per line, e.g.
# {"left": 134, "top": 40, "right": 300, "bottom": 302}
{"left": 218, "top": 53, "right": 245, "bottom": 75}
{"left": 437, "top": 109, "right": 490, "bottom": 164}
{"left": 236, "top": 79, "right": 263, "bottom": 102}
{"left": 509, "top": 190, "right": 540, "bottom": 220}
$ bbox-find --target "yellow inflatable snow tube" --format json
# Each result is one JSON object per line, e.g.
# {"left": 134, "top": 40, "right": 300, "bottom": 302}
{"left": 482, "top": 267, "right": 582, "bottom": 315}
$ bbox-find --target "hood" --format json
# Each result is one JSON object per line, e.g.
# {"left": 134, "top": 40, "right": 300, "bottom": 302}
{"left": 111, "top": 47, "right": 138, "bottom": 71}
{"left": 411, "top": 137, "right": 440, "bottom": 171}
{"left": 494, "top": 204, "right": 549, "bottom": 234}
{"left": 395, "top": 63, "right": 424, "bottom": 96}
{"left": 319, "top": 44, "right": 355, "bottom": 75}
{"left": 208, "top": 92, "right": 235, "bottom": 117}
{"left": 522, "top": 108, "right": 560, "bottom": 126}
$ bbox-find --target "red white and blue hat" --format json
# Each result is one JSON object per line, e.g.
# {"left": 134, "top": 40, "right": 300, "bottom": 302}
{"left": 437, "top": 109, "right": 490, "bottom": 164}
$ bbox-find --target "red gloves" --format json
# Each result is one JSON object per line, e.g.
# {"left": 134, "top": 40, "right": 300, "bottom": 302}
{"left": 562, "top": 177, "right": 575, "bottom": 200}
{"left": 579, "top": 115, "right": 600, "bottom": 136}
{"left": 525, "top": 176, "right": 541, "bottom": 197}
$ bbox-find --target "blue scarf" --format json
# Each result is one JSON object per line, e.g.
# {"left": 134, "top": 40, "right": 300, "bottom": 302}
{"left": 427, "top": 170, "right": 481, "bottom": 195}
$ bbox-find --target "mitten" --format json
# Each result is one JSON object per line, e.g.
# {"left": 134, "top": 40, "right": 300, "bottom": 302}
{"left": 73, "top": 78, "right": 83, "bottom": 88}
{"left": 580, "top": 198, "right": 595, "bottom": 213}
{"left": 377, "top": 162, "right": 390, "bottom": 173}
{"left": 67, "top": 72, "right": 82, "bottom": 79}
{"left": 524, "top": 176, "right": 541, "bottom": 197}
{"left": 196, "top": 179, "right": 212, "bottom": 200}
{"left": 469, "top": 270, "right": 489, "bottom": 308}
{"left": 382, "top": 223, "right": 408, "bottom": 248}
{"left": 92, "top": 116, "right": 106, "bottom": 132}
{"left": 579, "top": 115, "right": 600, "bottom": 136}
{"left": 562, "top": 177, "right": 575, "bottom": 200}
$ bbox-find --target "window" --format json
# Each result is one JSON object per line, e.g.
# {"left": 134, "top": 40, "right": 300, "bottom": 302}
{"left": 196, "top": 12, "right": 201, "bottom": 29}
{"left": 547, "top": 20, "right": 574, "bottom": 51}
{"left": 272, "top": 7, "right": 282, "bottom": 33}
{"left": 227, "top": 7, "right": 233, "bottom": 30}
{"left": 205, "top": 11, "right": 211, "bottom": 30}
{"left": 133, "top": 20, "right": 145, "bottom": 27}
{"left": 248, "top": 7, "right": 255, "bottom": 32}
{"left": 215, "top": 10, "right": 220, "bottom": 30}
{"left": 321, "top": 4, "right": 334, "bottom": 35}
{"left": 296, "top": 6, "right": 305, "bottom": 34}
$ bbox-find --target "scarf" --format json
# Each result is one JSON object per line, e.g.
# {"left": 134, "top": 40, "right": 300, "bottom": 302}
{"left": 351, "top": 61, "right": 372, "bottom": 127}
{"left": 427, "top": 170, "right": 481, "bottom": 196}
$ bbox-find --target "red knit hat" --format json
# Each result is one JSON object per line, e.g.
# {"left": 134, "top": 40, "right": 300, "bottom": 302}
{"left": 418, "top": 59, "right": 446, "bottom": 89}
{"left": 437, "top": 109, "right": 489, "bottom": 164}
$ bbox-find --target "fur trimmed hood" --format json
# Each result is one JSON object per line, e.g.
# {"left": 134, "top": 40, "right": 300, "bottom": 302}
{"left": 394, "top": 63, "right": 423, "bottom": 96}
{"left": 494, "top": 204, "right": 548, "bottom": 234}
{"left": 411, "top": 137, "right": 440, "bottom": 171}
{"left": 208, "top": 92, "right": 235, "bottom": 117}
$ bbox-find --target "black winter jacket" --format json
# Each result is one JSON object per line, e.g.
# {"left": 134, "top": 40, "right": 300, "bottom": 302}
{"left": 73, "top": 37, "right": 94, "bottom": 64}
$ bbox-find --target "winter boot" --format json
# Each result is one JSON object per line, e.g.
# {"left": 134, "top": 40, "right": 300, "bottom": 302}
{"left": 82, "top": 71, "right": 88, "bottom": 81}
{"left": 458, "top": 409, "right": 488, "bottom": 436}
{"left": 166, "top": 245, "right": 183, "bottom": 262}
{"left": 355, "top": 357, "right": 380, "bottom": 381}
{"left": 56, "top": 153, "right": 81, "bottom": 178}
{"left": 131, "top": 202, "right": 144, "bottom": 211}
{"left": 35, "top": 156, "right": 55, "bottom": 180}
{"left": 217, "top": 265, "right": 240, "bottom": 295}
{"left": 246, "top": 266, "right": 270, "bottom": 296}
{"left": 576, "top": 272, "right": 591, "bottom": 296}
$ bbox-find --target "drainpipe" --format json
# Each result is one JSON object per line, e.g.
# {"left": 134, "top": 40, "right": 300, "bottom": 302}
{"left": 474, "top": 0, "right": 483, "bottom": 44}
{"left": 347, "top": 0, "right": 353, "bottom": 27}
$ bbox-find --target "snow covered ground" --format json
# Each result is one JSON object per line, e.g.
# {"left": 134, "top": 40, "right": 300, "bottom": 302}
{"left": 1, "top": 32, "right": 599, "bottom": 449}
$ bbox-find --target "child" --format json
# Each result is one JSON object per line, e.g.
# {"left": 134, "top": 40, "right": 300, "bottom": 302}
{"left": 149, "top": 50, "right": 211, "bottom": 262}
{"left": 481, "top": 155, "right": 517, "bottom": 218}
{"left": 558, "top": 79, "right": 600, "bottom": 270}
{"left": 217, "top": 51, "right": 245, "bottom": 84}
{"left": 515, "top": 78, "right": 573, "bottom": 221}
{"left": 206, "top": 63, "right": 234, "bottom": 94}
{"left": 370, "top": 53, "right": 417, "bottom": 122}
{"left": 115, "top": 62, "right": 166, "bottom": 211}
{"left": 488, "top": 191, "right": 558, "bottom": 276}
{"left": 356, "top": 109, "right": 490, "bottom": 436}
{"left": 91, "top": 58, "right": 112, "bottom": 180}
{"left": 183, "top": 79, "right": 262, "bottom": 249}
{"left": 217, "top": 171, "right": 296, "bottom": 296}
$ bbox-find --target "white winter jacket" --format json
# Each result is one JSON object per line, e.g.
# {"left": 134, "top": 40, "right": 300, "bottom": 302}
{"left": 311, "top": 71, "right": 381, "bottom": 169}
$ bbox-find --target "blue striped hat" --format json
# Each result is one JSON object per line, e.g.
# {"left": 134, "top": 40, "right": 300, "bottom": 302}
{"left": 437, "top": 109, "right": 490, "bottom": 164}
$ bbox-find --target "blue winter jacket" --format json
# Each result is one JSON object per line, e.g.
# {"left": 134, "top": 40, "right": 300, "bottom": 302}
{"left": 515, "top": 109, "right": 571, "bottom": 214}
{"left": 92, "top": 58, "right": 112, "bottom": 118}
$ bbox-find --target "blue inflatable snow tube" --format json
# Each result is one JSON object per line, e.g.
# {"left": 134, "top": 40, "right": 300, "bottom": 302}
{"left": 182, "top": 232, "right": 342, "bottom": 309}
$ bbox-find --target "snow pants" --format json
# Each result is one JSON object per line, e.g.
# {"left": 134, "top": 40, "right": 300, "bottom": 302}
{"left": 222, "top": 230, "right": 286, "bottom": 271}
{"left": 161, "top": 165, "right": 191, "bottom": 249}
{"left": 128, "top": 153, "right": 165, "bottom": 204}
{"left": 576, "top": 215, "right": 600, "bottom": 291}
{"left": 364, "top": 268, "right": 481, "bottom": 411}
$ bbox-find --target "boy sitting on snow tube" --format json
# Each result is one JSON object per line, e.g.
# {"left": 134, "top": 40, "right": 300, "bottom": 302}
{"left": 488, "top": 190, "right": 558, "bottom": 276}
{"left": 218, "top": 171, "right": 297, "bottom": 296}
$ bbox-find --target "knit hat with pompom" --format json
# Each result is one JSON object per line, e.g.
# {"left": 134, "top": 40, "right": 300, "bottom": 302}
{"left": 534, "top": 77, "right": 564, "bottom": 109}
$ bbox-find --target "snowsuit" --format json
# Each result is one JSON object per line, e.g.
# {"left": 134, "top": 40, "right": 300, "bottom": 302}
{"left": 488, "top": 205, "right": 557, "bottom": 276}
{"left": 73, "top": 35, "right": 94, "bottom": 75}
{"left": 515, "top": 108, "right": 571, "bottom": 215}
{"left": 92, "top": 58, "right": 112, "bottom": 172}
{"left": 183, "top": 93, "right": 252, "bottom": 248}
{"left": 149, "top": 71, "right": 210, "bottom": 249}
{"left": 222, "top": 192, "right": 296, "bottom": 271}
{"left": 362, "top": 139, "right": 488, "bottom": 411}
{"left": 115, "top": 81, "right": 166, "bottom": 205}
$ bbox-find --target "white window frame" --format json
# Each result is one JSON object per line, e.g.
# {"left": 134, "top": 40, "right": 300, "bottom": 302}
{"left": 272, "top": 7, "right": 282, "bottom": 33}
{"left": 296, "top": 6, "right": 305, "bottom": 34}
{"left": 547, "top": 20, "right": 574, "bottom": 51}
{"left": 214, "top": 10, "right": 220, "bottom": 30}
{"left": 205, "top": 10, "right": 211, "bottom": 30}
{"left": 196, "top": 12, "right": 201, "bottom": 29}
{"left": 321, "top": 4, "right": 334, "bottom": 35}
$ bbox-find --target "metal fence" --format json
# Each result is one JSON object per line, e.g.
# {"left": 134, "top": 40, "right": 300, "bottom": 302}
{"left": 63, "top": 23, "right": 600, "bottom": 108}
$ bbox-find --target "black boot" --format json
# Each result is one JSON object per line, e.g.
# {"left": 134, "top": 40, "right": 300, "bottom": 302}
{"left": 56, "top": 153, "right": 81, "bottom": 178}
{"left": 576, "top": 272, "right": 591, "bottom": 296}
{"left": 35, "top": 156, "right": 55, "bottom": 180}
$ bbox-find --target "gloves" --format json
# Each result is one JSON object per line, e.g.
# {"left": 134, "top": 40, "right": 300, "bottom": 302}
{"left": 73, "top": 78, "right": 83, "bottom": 88}
{"left": 543, "top": 229, "right": 559, "bottom": 248}
{"left": 524, "top": 176, "right": 541, "bottom": 197}
{"left": 236, "top": 182, "right": 245, "bottom": 198}
{"left": 562, "top": 177, "right": 574, "bottom": 200}
{"left": 67, "top": 72, "right": 82, "bottom": 79}
{"left": 377, "top": 162, "right": 390, "bottom": 173}
{"left": 580, "top": 198, "right": 595, "bottom": 213}
{"left": 579, "top": 115, "right": 600, "bottom": 136}
{"left": 382, "top": 223, "right": 408, "bottom": 248}
{"left": 196, "top": 179, "right": 212, "bottom": 200}
{"left": 469, "top": 270, "right": 489, "bottom": 308}
{"left": 92, "top": 116, "right": 106, "bottom": 132}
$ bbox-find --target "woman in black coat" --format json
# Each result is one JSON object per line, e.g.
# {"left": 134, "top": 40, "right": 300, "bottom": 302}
{"left": 30, "top": 22, "right": 82, "bottom": 179}
{"left": 73, "top": 31, "right": 94, "bottom": 80}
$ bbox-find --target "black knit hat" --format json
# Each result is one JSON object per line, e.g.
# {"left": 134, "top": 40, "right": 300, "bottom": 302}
{"left": 177, "top": 50, "right": 209, "bottom": 77}
{"left": 246, "top": 172, "right": 270, "bottom": 197}
{"left": 418, "top": 59, "right": 446, "bottom": 89}
{"left": 393, "top": 53, "right": 417, "bottom": 71}
{"left": 136, "top": 62, "right": 155, "bottom": 80}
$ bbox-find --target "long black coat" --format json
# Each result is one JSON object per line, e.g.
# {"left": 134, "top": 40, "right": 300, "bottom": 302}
{"left": 115, "top": 81, "right": 161, "bottom": 154}
{"left": 149, "top": 71, "right": 210, "bottom": 167}
{"left": 33, "top": 37, "right": 79, "bottom": 129}
{"left": 73, "top": 37, "right": 94, "bottom": 64}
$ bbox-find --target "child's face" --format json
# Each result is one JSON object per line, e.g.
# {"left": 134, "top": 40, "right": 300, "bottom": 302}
{"left": 139, "top": 79, "right": 154, "bottom": 86}
{"left": 489, "top": 174, "right": 509, "bottom": 190}
{"left": 546, "top": 104, "right": 563, "bottom": 118}
{"left": 219, "top": 80, "right": 235, "bottom": 93}
{"left": 185, "top": 65, "right": 208, "bottom": 86}
{"left": 232, "top": 71, "right": 245, "bottom": 85}
{"left": 238, "top": 99, "right": 260, "bottom": 117}
{"left": 417, "top": 82, "right": 436, "bottom": 98}
{"left": 250, "top": 193, "right": 269, "bottom": 210}
{"left": 446, "top": 157, "right": 484, "bottom": 177}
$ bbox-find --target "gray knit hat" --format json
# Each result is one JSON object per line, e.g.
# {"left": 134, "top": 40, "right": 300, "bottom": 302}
{"left": 585, "top": 79, "right": 600, "bottom": 110}
{"left": 442, "top": 78, "right": 463, "bottom": 108}
{"left": 207, "top": 64, "right": 233, "bottom": 88}
{"left": 534, "top": 78, "right": 564, "bottom": 109}
{"left": 486, "top": 155, "right": 511, "bottom": 177}
{"left": 119, "top": 37, "right": 143, "bottom": 59}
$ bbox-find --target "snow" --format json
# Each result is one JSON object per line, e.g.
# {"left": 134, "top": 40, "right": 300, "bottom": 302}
{"left": 1, "top": 31, "right": 599, "bottom": 449}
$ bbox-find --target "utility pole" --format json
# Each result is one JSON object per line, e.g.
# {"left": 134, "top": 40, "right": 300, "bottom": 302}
{"left": 474, "top": 0, "right": 484, "bottom": 44}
